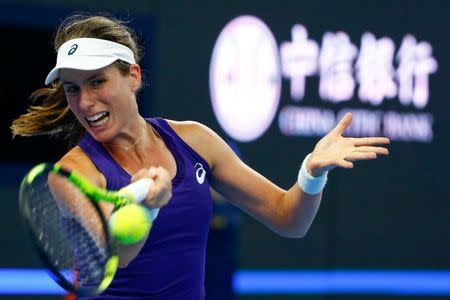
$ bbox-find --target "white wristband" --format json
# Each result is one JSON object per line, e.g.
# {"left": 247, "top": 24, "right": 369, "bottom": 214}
{"left": 297, "top": 153, "right": 328, "bottom": 195}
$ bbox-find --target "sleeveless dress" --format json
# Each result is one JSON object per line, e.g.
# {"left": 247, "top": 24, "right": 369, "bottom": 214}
{"left": 77, "top": 118, "right": 213, "bottom": 300}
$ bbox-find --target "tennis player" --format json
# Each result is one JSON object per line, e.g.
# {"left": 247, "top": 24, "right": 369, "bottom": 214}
{"left": 11, "top": 12, "right": 389, "bottom": 299}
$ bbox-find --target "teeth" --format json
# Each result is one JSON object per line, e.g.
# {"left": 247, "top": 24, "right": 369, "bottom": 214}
{"left": 86, "top": 112, "right": 108, "bottom": 122}
{"left": 86, "top": 112, "right": 109, "bottom": 127}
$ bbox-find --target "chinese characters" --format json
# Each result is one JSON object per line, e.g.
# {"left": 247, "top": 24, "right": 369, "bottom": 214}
{"left": 280, "top": 25, "right": 437, "bottom": 108}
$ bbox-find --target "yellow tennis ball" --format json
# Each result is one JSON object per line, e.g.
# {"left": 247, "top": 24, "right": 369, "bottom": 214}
{"left": 108, "top": 204, "right": 152, "bottom": 244}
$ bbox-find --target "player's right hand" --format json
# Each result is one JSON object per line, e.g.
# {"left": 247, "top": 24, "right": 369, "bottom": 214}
{"left": 131, "top": 167, "right": 172, "bottom": 209}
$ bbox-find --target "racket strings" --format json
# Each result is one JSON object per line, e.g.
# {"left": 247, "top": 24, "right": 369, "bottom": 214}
{"left": 63, "top": 217, "right": 109, "bottom": 286}
{"left": 21, "top": 172, "right": 112, "bottom": 291}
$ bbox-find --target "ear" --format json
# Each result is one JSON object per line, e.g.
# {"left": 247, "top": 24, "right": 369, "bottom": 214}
{"left": 129, "top": 64, "right": 142, "bottom": 92}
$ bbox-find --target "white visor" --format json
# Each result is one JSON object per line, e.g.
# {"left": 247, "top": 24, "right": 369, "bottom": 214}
{"left": 45, "top": 38, "right": 136, "bottom": 85}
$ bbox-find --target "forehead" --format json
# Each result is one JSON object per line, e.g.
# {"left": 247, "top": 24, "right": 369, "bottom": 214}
{"left": 59, "top": 64, "right": 119, "bottom": 83}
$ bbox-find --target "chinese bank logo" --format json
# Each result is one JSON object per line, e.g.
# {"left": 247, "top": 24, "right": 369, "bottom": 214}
{"left": 209, "top": 16, "right": 281, "bottom": 142}
{"left": 209, "top": 17, "right": 438, "bottom": 143}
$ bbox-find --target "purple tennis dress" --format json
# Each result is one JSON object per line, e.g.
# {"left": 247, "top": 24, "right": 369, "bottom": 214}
{"left": 77, "top": 118, "right": 213, "bottom": 299}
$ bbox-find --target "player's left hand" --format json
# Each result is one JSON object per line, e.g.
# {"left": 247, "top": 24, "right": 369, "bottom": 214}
{"left": 307, "top": 112, "right": 390, "bottom": 177}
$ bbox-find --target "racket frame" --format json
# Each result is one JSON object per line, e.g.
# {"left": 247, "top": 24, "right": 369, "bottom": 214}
{"left": 19, "top": 163, "right": 121, "bottom": 296}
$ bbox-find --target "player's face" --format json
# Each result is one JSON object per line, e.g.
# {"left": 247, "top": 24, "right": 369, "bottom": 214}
{"left": 60, "top": 63, "right": 141, "bottom": 143}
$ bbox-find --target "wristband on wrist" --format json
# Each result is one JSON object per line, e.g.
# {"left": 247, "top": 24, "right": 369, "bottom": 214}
{"left": 297, "top": 153, "right": 328, "bottom": 195}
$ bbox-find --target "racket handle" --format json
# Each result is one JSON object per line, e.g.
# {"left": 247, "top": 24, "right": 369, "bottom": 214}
{"left": 124, "top": 178, "right": 153, "bottom": 203}
{"left": 120, "top": 178, "right": 160, "bottom": 221}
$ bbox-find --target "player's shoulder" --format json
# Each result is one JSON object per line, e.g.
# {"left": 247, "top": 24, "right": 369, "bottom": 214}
{"left": 164, "top": 119, "right": 217, "bottom": 141}
{"left": 163, "top": 119, "right": 222, "bottom": 167}
{"left": 58, "top": 146, "right": 91, "bottom": 168}
{"left": 57, "top": 146, "right": 106, "bottom": 188}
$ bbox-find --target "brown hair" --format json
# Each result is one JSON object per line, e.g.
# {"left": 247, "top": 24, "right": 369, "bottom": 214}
{"left": 11, "top": 12, "right": 143, "bottom": 147}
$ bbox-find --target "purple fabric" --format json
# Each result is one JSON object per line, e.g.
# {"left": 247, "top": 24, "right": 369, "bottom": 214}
{"left": 77, "top": 118, "right": 212, "bottom": 299}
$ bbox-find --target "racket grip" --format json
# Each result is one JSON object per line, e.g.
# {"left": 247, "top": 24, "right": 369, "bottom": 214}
{"left": 121, "top": 178, "right": 160, "bottom": 221}
{"left": 124, "top": 178, "right": 153, "bottom": 203}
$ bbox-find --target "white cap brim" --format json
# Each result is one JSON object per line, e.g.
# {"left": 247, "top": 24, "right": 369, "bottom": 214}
{"left": 45, "top": 38, "right": 135, "bottom": 85}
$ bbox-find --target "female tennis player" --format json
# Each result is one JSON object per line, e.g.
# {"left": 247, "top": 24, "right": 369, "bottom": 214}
{"left": 11, "top": 12, "right": 389, "bottom": 299}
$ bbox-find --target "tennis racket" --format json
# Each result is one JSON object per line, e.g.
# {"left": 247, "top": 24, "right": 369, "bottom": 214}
{"left": 18, "top": 163, "right": 159, "bottom": 296}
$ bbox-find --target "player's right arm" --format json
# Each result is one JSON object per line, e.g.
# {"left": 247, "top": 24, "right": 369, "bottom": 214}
{"left": 57, "top": 147, "right": 147, "bottom": 268}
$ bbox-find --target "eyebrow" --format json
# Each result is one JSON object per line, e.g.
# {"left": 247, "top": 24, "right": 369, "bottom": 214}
{"left": 61, "top": 72, "right": 106, "bottom": 85}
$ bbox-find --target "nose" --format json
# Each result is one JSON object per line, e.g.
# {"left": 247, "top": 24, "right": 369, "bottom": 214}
{"left": 78, "top": 88, "right": 96, "bottom": 111}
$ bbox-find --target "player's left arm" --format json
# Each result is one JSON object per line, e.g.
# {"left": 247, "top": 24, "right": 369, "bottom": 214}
{"left": 170, "top": 113, "right": 389, "bottom": 238}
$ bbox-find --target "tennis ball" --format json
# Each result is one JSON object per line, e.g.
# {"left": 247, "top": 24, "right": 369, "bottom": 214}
{"left": 108, "top": 204, "right": 152, "bottom": 244}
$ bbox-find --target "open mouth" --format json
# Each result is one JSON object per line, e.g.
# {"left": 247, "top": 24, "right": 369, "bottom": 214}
{"left": 85, "top": 112, "right": 110, "bottom": 127}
